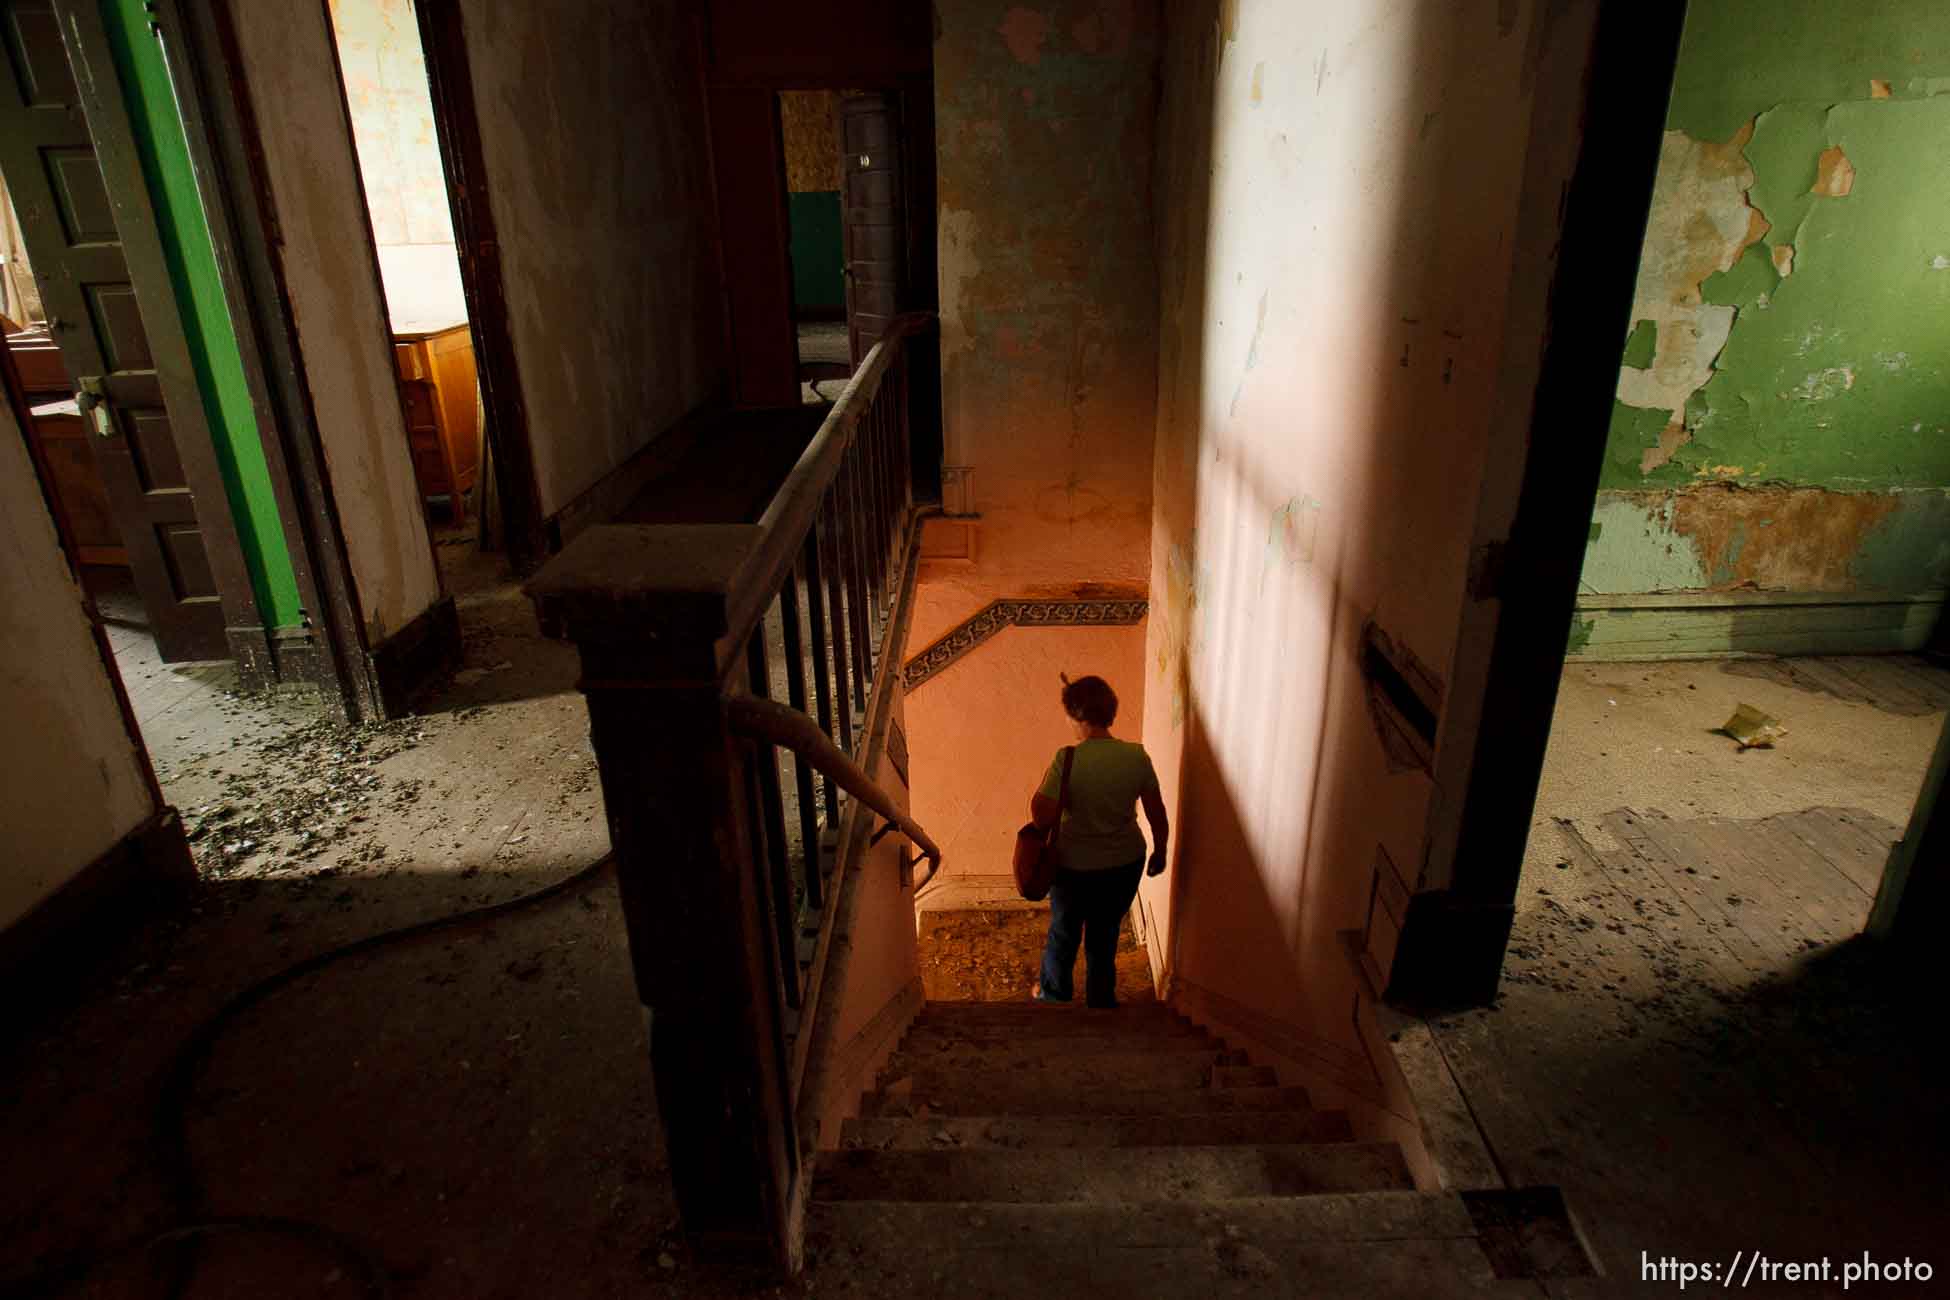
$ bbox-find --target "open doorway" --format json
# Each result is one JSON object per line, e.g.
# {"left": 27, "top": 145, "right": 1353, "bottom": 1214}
{"left": 779, "top": 90, "right": 852, "bottom": 402}
{"left": 2, "top": 13, "right": 248, "bottom": 667}
{"left": 326, "top": 0, "right": 483, "bottom": 582}
{"left": 0, "top": 0, "right": 314, "bottom": 771}
{"left": 1513, "top": 4, "right": 1950, "bottom": 997}
{"left": 1416, "top": 2, "right": 1950, "bottom": 1273}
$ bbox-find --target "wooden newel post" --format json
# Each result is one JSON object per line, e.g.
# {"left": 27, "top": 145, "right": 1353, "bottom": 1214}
{"left": 527, "top": 524, "right": 801, "bottom": 1270}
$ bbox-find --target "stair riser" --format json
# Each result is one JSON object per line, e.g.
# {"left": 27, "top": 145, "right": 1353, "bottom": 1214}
{"left": 914, "top": 1006, "right": 1191, "bottom": 1027}
{"left": 814, "top": 1142, "right": 1414, "bottom": 1203}
{"left": 887, "top": 1045, "right": 1242, "bottom": 1076}
{"left": 800, "top": 1232, "right": 1501, "bottom": 1298}
{"left": 881, "top": 1057, "right": 1265, "bottom": 1095}
{"left": 859, "top": 1083, "right": 1316, "bottom": 1119}
{"left": 840, "top": 1110, "right": 1357, "bottom": 1151}
{"left": 809, "top": 1191, "right": 1479, "bottom": 1248}
{"left": 899, "top": 1028, "right": 1217, "bottom": 1052}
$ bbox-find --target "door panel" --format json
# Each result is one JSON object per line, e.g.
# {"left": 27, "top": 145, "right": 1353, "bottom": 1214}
{"left": 0, "top": 0, "right": 239, "bottom": 660}
{"left": 840, "top": 93, "right": 902, "bottom": 365}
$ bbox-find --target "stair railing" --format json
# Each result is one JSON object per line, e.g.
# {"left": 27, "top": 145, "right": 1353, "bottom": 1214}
{"left": 527, "top": 313, "right": 939, "bottom": 1271}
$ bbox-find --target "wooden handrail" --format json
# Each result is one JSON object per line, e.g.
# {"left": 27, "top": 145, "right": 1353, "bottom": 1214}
{"left": 725, "top": 694, "right": 942, "bottom": 872}
{"left": 720, "top": 313, "right": 935, "bottom": 668}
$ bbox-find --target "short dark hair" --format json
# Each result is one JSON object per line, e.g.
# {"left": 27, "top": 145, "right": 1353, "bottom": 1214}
{"left": 1061, "top": 675, "right": 1119, "bottom": 727}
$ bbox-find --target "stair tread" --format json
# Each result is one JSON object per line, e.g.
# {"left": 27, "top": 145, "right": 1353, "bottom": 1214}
{"left": 901, "top": 1025, "right": 1216, "bottom": 1047}
{"left": 893, "top": 1037, "right": 1220, "bottom": 1060}
{"left": 861, "top": 1082, "right": 1316, "bottom": 1118}
{"left": 888, "top": 1043, "right": 1235, "bottom": 1072}
{"left": 841, "top": 1109, "right": 1356, "bottom": 1150}
{"left": 813, "top": 1141, "right": 1414, "bottom": 1203}
{"left": 878, "top": 1057, "right": 1270, "bottom": 1095}
{"left": 803, "top": 1244, "right": 1506, "bottom": 1300}
{"left": 816, "top": 1000, "right": 1487, "bottom": 1294}
{"left": 810, "top": 1190, "right": 1478, "bottom": 1247}
{"left": 915, "top": 1002, "right": 1188, "bottom": 1025}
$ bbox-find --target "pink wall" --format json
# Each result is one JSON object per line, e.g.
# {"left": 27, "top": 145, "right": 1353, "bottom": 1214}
{"left": 907, "top": 625, "right": 1149, "bottom": 882}
{"left": 1140, "top": 0, "right": 1598, "bottom": 1050}
{"left": 806, "top": 693, "right": 924, "bottom": 1144}
{"left": 913, "top": 1, "right": 1163, "bottom": 889}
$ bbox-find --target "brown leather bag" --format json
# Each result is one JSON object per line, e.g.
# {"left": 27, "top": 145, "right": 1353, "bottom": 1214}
{"left": 1012, "top": 746, "right": 1074, "bottom": 902}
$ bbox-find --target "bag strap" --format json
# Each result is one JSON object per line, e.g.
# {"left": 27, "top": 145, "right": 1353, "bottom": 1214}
{"left": 1050, "top": 746, "right": 1076, "bottom": 843}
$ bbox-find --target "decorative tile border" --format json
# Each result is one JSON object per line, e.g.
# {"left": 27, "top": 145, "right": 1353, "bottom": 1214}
{"left": 902, "top": 597, "right": 1149, "bottom": 691}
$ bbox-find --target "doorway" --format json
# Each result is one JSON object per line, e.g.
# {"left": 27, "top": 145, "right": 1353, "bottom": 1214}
{"left": 325, "top": 0, "right": 483, "bottom": 582}
{"left": 779, "top": 89, "right": 852, "bottom": 401}
{"left": 0, "top": 0, "right": 269, "bottom": 671}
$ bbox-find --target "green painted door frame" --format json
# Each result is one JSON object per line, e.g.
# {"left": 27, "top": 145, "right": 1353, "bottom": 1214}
{"left": 101, "top": 0, "right": 303, "bottom": 630}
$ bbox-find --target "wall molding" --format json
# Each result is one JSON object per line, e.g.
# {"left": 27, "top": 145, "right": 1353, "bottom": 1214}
{"left": 367, "top": 594, "right": 463, "bottom": 717}
{"left": 902, "top": 597, "right": 1148, "bottom": 691}
{"left": 1571, "top": 588, "right": 1945, "bottom": 661}
{"left": 1171, "top": 976, "right": 1382, "bottom": 1102}
{"left": 800, "top": 974, "right": 923, "bottom": 1151}
{"left": 1, "top": 808, "right": 196, "bottom": 1009}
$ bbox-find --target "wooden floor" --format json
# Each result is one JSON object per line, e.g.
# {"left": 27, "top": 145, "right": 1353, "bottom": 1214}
{"left": 1541, "top": 804, "right": 1894, "bottom": 994}
{"left": 85, "top": 567, "right": 257, "bottom": 781}
{"left": 1427, "top": 653, "right": 1949, "bottom": 1293}
{"left": 1722, "top": 651, "right": 1950, "bottom": 717}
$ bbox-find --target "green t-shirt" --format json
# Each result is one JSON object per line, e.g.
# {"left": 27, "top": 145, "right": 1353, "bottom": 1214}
{"left": 1038, "top": 737, "right": 1158, "bottom": 871}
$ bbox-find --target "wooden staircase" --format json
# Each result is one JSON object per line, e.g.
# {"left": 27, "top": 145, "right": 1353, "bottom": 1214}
{"left": 806, "top": 1000, "right": 1538, "bottom": 1296}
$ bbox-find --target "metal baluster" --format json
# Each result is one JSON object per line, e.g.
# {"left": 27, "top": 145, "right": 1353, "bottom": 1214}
{"left": 861, "top": 395, "right": 889, "bottom": 604}
{"left": 746, "top": 629, "right": 801, "bottom": 1009}
{"left": 802, "top": 529, "right": 840, "bottom": 826}
{"left": 877, "top": 376, "right": 900, "bottom": 576}
{"left": 851, "top": 435, "right": 884, "bottom": 649}
{"left": 867, "top": 395, "right": 891, "bottom": 596}
{"left": 819, "top": 491, "right": 855, "bottom": 755}
{"left": 778, "top": 566, "right": 823, "bottom": 913}
{"left": 838, "top": 453, "right": 874, "bottom": 702}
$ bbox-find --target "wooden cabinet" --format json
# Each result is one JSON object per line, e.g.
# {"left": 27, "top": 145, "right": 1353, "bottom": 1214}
{"left": 6, "top": 325, "right": 127, "bottom": 568}
{"left": 29, "top": 400, "right": 125, "bottom": 566}
{"left": 392, "top": 320, "right": 479, "bottom": 523}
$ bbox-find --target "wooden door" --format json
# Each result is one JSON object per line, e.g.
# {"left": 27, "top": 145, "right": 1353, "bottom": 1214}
{"left": 839, "top": 93, "right": 902, "bottom": 365}
{"left": 0, "top": 0, "right": 246, "bottom": 661}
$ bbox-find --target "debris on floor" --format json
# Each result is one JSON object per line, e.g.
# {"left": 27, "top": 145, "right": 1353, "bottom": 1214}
{"left": 1717, "top": 702, "right": 1786, "bottom": 749}
{"left": 917, "top": 907, "right": 1154, "bottom": 1003}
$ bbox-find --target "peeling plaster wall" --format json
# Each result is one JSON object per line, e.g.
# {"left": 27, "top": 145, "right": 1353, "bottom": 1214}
{"left": 2, "top": 398, "right": 156, "bottom": 930}
{"left": 456, "top": 0, "right": 725, "bottom": 518}
{"left": 1141, "top": 1, "right": 1574, "bottom": 1050}
{"left": 912, "top": 1, "right": 1160, "bottom": 883}
{"left": 328, "top": 0, "right": 466, "bottom": 328}
{"left": 1587, "top": 2, "right": 1950, "bottom": 609}
{"left": 230, "top": 1, "right": 443, "bottom": 645}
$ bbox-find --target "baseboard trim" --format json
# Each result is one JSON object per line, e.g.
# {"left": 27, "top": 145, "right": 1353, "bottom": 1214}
{"left": 1571, "top": 589, "right": 1946, "bottom": 661}
{"left": 0, "top": 807, "right": 195, "bottom": 1004}
{"left": 800, "top": 974, "right": 923, "bottom": 1152}
{"left": 1171, "top": 976, "right": 1383, "bottom": 1103}
{"left": 367, "top": 595, "right": 462, "bottom": 718}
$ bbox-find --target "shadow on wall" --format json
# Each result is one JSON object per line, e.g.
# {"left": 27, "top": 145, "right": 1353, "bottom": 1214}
{"left": 1145, "top": 2, "right": 1530, "bottom": 1048}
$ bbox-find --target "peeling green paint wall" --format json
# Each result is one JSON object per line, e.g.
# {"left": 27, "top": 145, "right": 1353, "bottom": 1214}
{"left": 1585, "top": 1, "right": 1950, "bottom": 615}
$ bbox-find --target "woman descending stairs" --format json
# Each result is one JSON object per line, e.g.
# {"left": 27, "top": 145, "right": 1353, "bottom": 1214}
{"left": 806, "top": 1001, "right": 1555, "bottom": 1297}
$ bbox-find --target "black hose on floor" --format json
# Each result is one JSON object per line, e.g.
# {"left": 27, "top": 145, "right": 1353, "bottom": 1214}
{"left": 3, "top": 853, "right": 615, "bottom": 1300}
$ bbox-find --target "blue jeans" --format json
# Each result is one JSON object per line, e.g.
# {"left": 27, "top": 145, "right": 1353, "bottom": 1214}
{"left": 1039, "top": 859, "right": 1144, "bottom": 1008}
